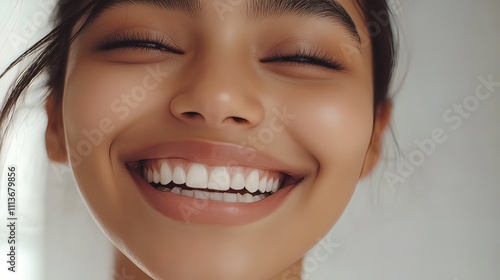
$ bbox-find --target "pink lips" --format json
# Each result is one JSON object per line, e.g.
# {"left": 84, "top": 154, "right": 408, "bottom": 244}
{"left": 124, "top": 140, "right": 302, "bottom": 177}
{"left": 124, "top": 140, "right": 302, "bottom": 225}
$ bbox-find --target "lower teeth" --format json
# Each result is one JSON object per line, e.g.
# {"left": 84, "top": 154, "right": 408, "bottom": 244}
{"left": 155, "top": 185, "right": 268, "bottom": 203}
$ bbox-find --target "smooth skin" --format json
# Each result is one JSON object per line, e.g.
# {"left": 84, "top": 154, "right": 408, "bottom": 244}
{"left": 45, "top": 0, "right": 391, "bottom": 279}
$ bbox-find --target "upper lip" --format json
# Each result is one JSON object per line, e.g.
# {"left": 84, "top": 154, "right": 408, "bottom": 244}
{"left": 122, "top": 140, "right": 304, "bottom": 179}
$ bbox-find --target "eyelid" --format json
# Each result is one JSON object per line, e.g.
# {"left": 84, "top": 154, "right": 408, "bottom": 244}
{"left": 95, "top": 30, "right": 184, "bottom": 54}
{"left": 261, "top": 47, "right": 346, "bottom": 71}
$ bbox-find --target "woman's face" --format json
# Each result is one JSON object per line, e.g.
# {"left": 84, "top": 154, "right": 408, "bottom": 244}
{"left": 46, "top": 0, "right": 388, "bottom": 279}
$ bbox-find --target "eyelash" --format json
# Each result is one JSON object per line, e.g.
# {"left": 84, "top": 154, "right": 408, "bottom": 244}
{"left": 261, "top": 48, "right": 346, "bottom": 71}
{"left": 97, "top": 33, "right": 345, "bottom": 71}
{"left": 97, "top": 32, "right": 184, "bottom": 54}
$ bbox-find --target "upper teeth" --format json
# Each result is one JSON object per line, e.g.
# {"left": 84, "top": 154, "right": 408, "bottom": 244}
{"left": 143, "top": 159, "right": 281, "bottom": 194}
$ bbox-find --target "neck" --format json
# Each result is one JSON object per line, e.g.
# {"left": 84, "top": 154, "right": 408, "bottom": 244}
{"left": 114, "top": 248, "right": 303, "bottom": 280}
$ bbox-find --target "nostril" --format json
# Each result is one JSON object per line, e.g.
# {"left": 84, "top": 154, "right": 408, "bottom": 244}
{"left": 182, "top": 112, "right": 203, "bottom": 119}
{"left": 230, "top": 116, "right": 249, "bottom": 124}
{"left": 177, "top": 112, "right": 252, "bottom": 126}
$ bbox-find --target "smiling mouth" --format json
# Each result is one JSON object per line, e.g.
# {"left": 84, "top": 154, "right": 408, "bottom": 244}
{"left": 129, "top": 158, "right": 301, "bottom": 203}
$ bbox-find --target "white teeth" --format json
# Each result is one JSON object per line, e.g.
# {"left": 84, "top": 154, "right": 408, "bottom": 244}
{"left": 153, "top": 170, "right": 160, "bottom": 184}
{"left": 144, "top": 160, "right": 289, "bottom": 202}
{"left": 237, "top": 193, "right": 254, "bottom": 203}
{"left": 193, "top": 190, "right": 210, "bottom": 200}
{"left": 258, "top": 175, "right": 268, "bottom": 193}
{"left": 160, "top": 161, "right": 173, "bottom": 185}
{"left": 208, "top": 167, "right": 230, "bottom": 191}
{"left": 186, "top": 163, "right": 208, "bottom": 189}
{"left": 209, "top": 192, "right": 224, "bottom": 201}
{"left": 223, "top": 193, "right": 237, "bottom": 203}
{"left": 266, "top": 178, "right": 274, "bottom": 193}
{"left": 272, "top": 179, "right": 279, "bottom": 193}
{"left": 245, "top": 170, "right": 260, "bottom": 193}
{"left": 171, "top": 187, "right": 182, "bottom": 195}
{"left": 181, "top": 189, "right": 194, "bottom": 198}
{"left": 254, "top": 194, "right": 266, "bottom": 202}
{"left": 167, "top": 183, "right": 268, "bottom": 202}
{"left": 147, "top": 169, "right": 153, "bottom": 183}
{"left": 231, "top": 172, "right": 245, "bottom": 190}
{"left": 173, "top": 166, "right": 186, "bottom": 184}
{"left": 170, "top": 188, "right": 267, "bottom": 203}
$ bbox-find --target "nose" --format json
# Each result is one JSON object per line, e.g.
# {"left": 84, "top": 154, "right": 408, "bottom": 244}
{"left": 170, "top": 59, "right": 265, "bottom": 129}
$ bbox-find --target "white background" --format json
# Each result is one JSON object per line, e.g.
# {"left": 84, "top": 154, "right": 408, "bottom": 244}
{"left": 0, "top": 0, "right": 499, "bottom": 279}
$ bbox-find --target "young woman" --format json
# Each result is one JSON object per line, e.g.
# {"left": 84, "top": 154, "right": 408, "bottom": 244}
{"left": 0, "top": 0, "right": 396, "bottom": 279}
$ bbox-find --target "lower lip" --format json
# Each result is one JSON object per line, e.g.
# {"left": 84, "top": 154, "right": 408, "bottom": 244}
{"left": 130, "top": 170, "right": 296, "bottom": 226}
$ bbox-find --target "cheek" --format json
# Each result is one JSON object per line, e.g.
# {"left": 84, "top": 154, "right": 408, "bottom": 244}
{"left": 288, "top": 86, "right": 374, "bottom": 168}
{"left": 273, "top": 85, "right": 374, "bottom": 246}
{"left": 62, "top": 62, "right": 164, "bottom": 149}
{"left": 61, "top": 63, "right": 164, "bottom": 224}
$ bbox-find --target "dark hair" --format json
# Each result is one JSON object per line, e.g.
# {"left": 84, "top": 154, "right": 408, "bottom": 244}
{"left": 0, "top": 0, "right": 396, "bottom": 152}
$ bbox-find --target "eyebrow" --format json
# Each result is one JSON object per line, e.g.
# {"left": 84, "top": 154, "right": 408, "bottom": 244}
{"left": 246, "top": 0, "right": 361, "bottom": 44}
{"left": 87, "top": 0, "right": 361, "bottom": 44}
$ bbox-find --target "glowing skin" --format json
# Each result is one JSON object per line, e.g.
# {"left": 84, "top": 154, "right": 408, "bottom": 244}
{"left": 45, "top": 0, "right": 391, "bottom": 279}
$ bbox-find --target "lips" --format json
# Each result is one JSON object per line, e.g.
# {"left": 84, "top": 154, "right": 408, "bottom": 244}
{"left": 124, "top": 140, "right": 304, "bottom": 225}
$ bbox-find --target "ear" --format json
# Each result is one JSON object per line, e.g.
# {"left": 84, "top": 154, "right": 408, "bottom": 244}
{"left": 45, "top": 93, "right": 68, "bottom": 163}
{"left": 360, "top": 101, "right": 392, "bottom": 178}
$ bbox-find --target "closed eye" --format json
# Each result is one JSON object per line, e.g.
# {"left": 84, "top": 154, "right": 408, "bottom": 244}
{"left": 261, "top": 49, "right": 346, "bottom": 71}
{"left": 96, "top": 31, "right": 184, "bottom": 54}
